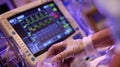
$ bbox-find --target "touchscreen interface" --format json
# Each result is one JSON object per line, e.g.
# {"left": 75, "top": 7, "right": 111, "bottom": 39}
{"left": 8, "top": 1, "right": 75, "bottom": 57}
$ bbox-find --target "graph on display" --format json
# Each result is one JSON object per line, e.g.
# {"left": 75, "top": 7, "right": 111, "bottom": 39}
{"left": 22, "top": 13, "right": 49, "bottom": 28}
{"left": 20, "top": 12, "right": 54, "bottom": 33}
{"left": 27, "top": 18, "right": 53, "bottom": 33}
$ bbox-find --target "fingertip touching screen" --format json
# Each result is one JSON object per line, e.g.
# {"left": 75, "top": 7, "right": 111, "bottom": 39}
{"left": 8, "top": 1, "right": 75, "bottom": 57}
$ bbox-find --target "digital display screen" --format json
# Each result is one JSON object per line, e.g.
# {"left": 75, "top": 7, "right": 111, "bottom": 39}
{"left": 8, "top": 1, "right": 75, "bottom": 57}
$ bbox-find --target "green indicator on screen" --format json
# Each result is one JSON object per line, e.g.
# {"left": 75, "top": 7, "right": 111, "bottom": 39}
{"left": 63, "top": 24, "right": 69, "bottom": 28}
{"left": 49, "top": 3, "right": 54, "bottom": 7}
{"left": 53, "top": 8, "right": 57, "bottom": 11}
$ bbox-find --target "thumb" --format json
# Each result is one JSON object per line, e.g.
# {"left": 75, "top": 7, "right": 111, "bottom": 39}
{"left": 51, "top": 50, "right": 71, "bottom": 62}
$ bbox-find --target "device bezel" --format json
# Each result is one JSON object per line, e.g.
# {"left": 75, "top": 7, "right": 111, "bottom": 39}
{"left": 0, "top": 0, "right": 86, "bottom": 66}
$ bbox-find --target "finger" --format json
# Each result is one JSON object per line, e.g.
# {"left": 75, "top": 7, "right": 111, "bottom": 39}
{"left": 51, "top": 50, "right": 71, "bottom": 62}
{"left": 46, "top": 41, "right": 66, "bottom": 58}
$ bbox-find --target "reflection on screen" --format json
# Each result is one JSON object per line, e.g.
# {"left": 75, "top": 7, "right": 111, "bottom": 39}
{"left": 8, "top": 1, "right": 75, "bottom": 57}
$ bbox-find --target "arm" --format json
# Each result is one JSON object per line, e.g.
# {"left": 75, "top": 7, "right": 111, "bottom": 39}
{"left": 92, "top": 28, "right": 120, "bottom": 67}
{"left": 92, "top": 28, "right": 114, "bottom": 48}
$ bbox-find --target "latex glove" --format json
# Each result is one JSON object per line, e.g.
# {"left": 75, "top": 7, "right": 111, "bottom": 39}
{"left": 46, "top": 39, "right": 84, "bottom": 63}
{"left": 46, "top": 35, "right": 95, "bottom": 64}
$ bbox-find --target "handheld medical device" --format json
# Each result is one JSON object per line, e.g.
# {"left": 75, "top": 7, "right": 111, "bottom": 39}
{"left": 0, "top": 0, "right": 85, "bottom": 66}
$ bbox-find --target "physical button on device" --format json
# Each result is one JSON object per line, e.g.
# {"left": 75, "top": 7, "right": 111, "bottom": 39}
{"left": 31, "top": 57, "right": 35, "bottom": 61}
{"left": 12, "top": 31, "right": 16, "bottom": 35}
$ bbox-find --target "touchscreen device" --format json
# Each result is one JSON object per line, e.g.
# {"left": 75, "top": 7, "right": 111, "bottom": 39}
{"left": 8, "top": 1, "right": 75, "bottom": 57}
{"left": 0, "top": 0, "right": 85, "bottom": 66}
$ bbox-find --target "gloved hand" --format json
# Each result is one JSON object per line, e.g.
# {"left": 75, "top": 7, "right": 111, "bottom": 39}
{"left": 45, "top": 35, "right": 96, "bottom": 66}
